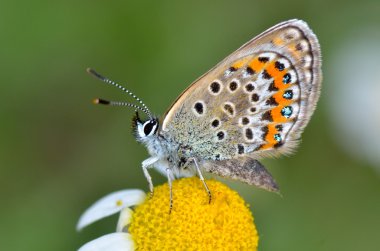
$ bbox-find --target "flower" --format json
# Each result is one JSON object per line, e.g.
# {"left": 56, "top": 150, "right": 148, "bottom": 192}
{"left": 77, "top": 177, "right": 259, "bottom": 250}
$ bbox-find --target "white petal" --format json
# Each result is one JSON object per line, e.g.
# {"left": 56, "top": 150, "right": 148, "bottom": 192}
{"left": 116, "top": 207, "right": 133, "bottom": 232}
{"left": 78, "top": 233, "right": 134, "bottom": 251}
{"left": 77, "top": 189, "right": 145, "bottom": 231}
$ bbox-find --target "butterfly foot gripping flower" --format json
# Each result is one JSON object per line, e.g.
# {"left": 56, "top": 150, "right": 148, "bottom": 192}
{"left": 77, "top": 177, "right": 259, "bottom": 251}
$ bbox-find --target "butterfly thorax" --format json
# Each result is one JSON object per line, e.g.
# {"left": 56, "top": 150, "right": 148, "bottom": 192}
{"left": 133, "top": 112, "right": 193, "bottom": 175}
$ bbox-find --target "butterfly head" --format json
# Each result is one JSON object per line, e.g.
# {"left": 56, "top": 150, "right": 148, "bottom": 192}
{"left": 87, "top": 68, "right": 158, "bottom": 141}
{"left": 132, "top": 111, "right": 159, "bottom": 140}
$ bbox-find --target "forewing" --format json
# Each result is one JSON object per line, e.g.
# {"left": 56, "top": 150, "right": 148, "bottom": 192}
{"left": 161, "top": 19, "right": 321, "bottom": 161}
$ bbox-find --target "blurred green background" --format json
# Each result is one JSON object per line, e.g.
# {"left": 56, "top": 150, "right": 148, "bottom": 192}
{"left": 1, "top": 0, "right": 379, "bottom": 250}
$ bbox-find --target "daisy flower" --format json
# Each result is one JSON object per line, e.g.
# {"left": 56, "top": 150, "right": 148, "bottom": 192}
{"left": 77, "top": 177, "right": 259, "bottom": 250}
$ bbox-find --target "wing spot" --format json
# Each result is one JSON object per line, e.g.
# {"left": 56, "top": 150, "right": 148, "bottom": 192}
{"left": 281, "top": 106, "right": 293, "bottom": 118}
{"left": 266, "top": 96, "right": 279, "bottom": 106}
{"left": 217, "top": 131, "right": 225, "bottom": 140}
{"left": 251, "top": 93, "right": 260, "bottom": 102}
{"left": 241, "top": 117, "right": 250, "bottom": 125}
{"left": 245, "top": 128, "right": 253, "bottom": 140}
{"left": 224, "top": 67, "right": 237, "bottom": 77}
{"left": 283, "top": 90, "right": 293, "bottom": 99}
{"left": 229, "top": 81, "right": 238, "bottom": 92}
{"left": 211, "top": 118, "right": 220, "bottom": 128}
{"left": 193, "top": 101, "right": 205, "bottom": 115}
{"left": 249, "top": 107, "right": 257, "bottom": 113}
{"left": 275, "top": 124, "right": 283, "bottom": 132}
{"left": 261, "top": 110, "right": 273, "bottom": 121}
{"left": 228, "top": 66, "right": 237, "bottom": 72}
{"left": 283, "top": 73, "right": 291, "bottom": 84}
{"left": 223, "top": 103, "right": 235, "bottom": 117}
{"left": 209, "top": 81, "right": 221, "bottom": 94}
{"left": 245, "top": 83, "right": 255, "bottom": 92}
{"left": 274, "top": 133, "right": 282, "bottom": 142}
{"left": 275, "top": 61, "right": 285, "bottom": 71}
{"left": 262, "top": 69, "right": 272, "bottom": 80}
{"left": 246, "top": 66, "right": 255, "bottom": 75}
{"left": 258, "top": 57, "right": 269, "bottom": 63}
{"left": 268, "top": 81, "right": 279, "bottom": 92}
{"left": 237, "top": 144, "right": 245, "bottom": 154}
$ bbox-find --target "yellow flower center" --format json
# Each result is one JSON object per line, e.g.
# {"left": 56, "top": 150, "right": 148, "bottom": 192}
{"left": 129, "top": 177, "right": 258, "bottom": 250}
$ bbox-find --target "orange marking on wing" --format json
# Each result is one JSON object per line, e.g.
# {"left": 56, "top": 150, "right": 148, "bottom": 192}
{"left": 273, "top": 91, "right": 293, "bottom": 106}
{"left": 272, "top": 37, "right": 284, "bottom": 46}
{"left": 249, "top": 57, "right": 266, "bottom": 72}
{"left": 271, "top": 106, "right": 288, "bottom": 123}
{"left": 263, "top": 61, "right": 291, "bottom": 90}
{"left": 266, "top": 61, "right": 285, "bottom": 85}
{"left": 273, "top": 71, "right": 292, "bottom": 90}
{"left": 232, "top": 59, "right": 247, "bottom": 69}
{"left": 262, "top": 124, "right": 278, "bottom": 149}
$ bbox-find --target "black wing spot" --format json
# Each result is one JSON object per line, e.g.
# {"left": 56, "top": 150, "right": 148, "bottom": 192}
{"left": 228, "top": 66, "right": 237, "bottom": 72}
{"left": 237, "top": 144, "right": 245, "bottom": 154}
{"left": 241, "top": 117, "right": 250, "bottom": 125}
{"left": 211, "top": 119, "right": 220, "bottom": 128}
{"left": 275, "top": 61, "right": 285, "bottom": 71}
{"left": 229, "top": 81, "right": 238, "bottom": 91}
{"left": 210, "top": 81, "right": 221, "bottom": 94}
{"left": 261, "top": 110, "right": 273, "bottom": 121}
{"left": 217, "top": 131, "right": 225, "bottom": 140}
{"left": 258, "top": 57, "right": 269, "bottom": 63}
{"left": 194, "top": 102, "right": 204, "bottom": 114}
{"left": 246, "top": 66, "right": 255, "bottom": 75}
{"left": 262, "top": 70, "right": 272, "bottom": 80}
{"left": 283, "top": 90, "right": 293, "bottom": 99}
{"left": 265, "top": 96, "right": 278, "bottom": 106}
{"left": 268, "top": 81, "right": 279, "bottom": 92}
{"left": 245, "top": 128, "right": 253, "bottom": 140}
{"left": 281, "top": 106, "right": 293, "bottom": 118}
{"left": 223, "top": 104, "right": 234, "bottom": 116}
{"left": 283, "top": 73, "right": 291, "bottom": 84}
{"left": 251, "top": 93, "right": 260, "bottom": 102}
{"left": 245, "top": 83, "right": 255, "bottom": 92}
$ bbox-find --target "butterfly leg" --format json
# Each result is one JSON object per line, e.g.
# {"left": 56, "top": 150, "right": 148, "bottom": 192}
{"left": 166, "top": 167, "right": 173, "bottom": 213}
{"left": 142, "top": 157, "right": 159, "bottom": 198}
{"left": 192, "top": 158, "right": 212, "bottom": 204}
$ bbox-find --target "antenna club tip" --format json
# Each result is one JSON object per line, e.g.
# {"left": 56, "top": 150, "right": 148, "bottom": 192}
{"left": 93, "top": 98, "right": 110, "bottom": 105}
{"left": 87, "top": 68, "right": 105, "bottom": 80}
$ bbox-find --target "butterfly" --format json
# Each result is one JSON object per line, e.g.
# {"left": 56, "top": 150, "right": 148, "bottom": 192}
{"left": 89, "top": 19, "right": 322, "bottom": 210}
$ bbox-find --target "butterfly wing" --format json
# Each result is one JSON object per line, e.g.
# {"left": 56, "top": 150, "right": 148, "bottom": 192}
{"left": 161, "top": 19, "right": 321, "bottom": 162}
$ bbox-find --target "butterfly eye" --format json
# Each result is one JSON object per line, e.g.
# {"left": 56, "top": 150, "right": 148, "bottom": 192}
{"left": 143, "top": 120, "right": 158, "bottom": 136}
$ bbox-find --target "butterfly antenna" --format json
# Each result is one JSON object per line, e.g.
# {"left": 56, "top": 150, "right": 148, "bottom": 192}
{"left": 93, "top": 98, "right": 150, "bottom": 114}
{"left": 87, "top": 68, "right": 152, "bottom": 117}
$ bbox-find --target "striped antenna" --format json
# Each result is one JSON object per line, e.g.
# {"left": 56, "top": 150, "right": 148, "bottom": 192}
{"left": 87, "top": 68, "right": 152, "bottom": 117}
{"left": 93, "top": 98, "right": 150, "bottom": 115}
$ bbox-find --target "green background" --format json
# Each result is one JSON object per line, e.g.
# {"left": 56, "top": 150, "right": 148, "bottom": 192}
{"left": 1, "top": 0, "right": 379, "bottom": 250}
